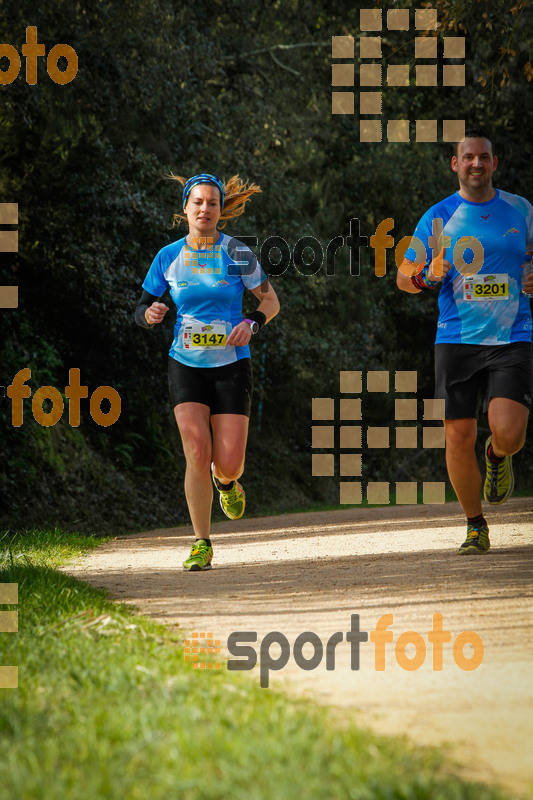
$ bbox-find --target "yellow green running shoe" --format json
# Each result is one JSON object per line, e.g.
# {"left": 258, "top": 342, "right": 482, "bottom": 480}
{"left": 183, "top": 539, "right": 213, "bottom": 571}
{"left": 483, "top": 435, "right": 514, "bottom": 504}
{"left": 212, "top": 468, "right": 246, "bottom": 520}
{"left": 458, "top": 522, "right": 490, "bottom": 555}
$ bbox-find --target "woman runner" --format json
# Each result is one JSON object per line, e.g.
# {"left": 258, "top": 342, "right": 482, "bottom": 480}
{"left": 136, "top": 173, "right": 279, "bottom": 570}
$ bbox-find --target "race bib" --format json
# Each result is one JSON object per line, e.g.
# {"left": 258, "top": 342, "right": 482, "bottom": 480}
{"left": 464, "top": 274, "right": 509, "bottom": 301}
{"left": 183, "top": 321, "right": 227, "bottom": 349}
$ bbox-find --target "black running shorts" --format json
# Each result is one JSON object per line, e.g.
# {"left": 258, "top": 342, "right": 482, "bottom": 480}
{"left": 434, "top": 342, "right": 533, "bottom": 419}
{"left": 168, "top": 357, "right": 253, "bottom": 416}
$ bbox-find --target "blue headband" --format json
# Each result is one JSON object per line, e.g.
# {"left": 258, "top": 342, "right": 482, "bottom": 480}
{"left": 182, "top": 173, "right": 225, "bottom": 210}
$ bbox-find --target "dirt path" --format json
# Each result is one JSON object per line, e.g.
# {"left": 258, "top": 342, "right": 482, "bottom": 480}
{"left": 66, "top": 498, "right": 533, "bottom": 795}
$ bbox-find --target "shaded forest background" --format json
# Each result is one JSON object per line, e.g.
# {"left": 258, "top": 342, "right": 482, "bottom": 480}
{"left": 1, "top": 0, "right": 532, "bottom": 533}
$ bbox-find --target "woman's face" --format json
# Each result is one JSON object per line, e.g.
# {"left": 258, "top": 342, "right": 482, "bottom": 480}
{"left": 184, "top": 183, "right": 222, "bottom": 233}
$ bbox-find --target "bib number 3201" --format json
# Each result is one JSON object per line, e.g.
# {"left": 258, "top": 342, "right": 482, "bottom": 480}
{"left": 464, "top": 274, "right": 509, "bottom": 301}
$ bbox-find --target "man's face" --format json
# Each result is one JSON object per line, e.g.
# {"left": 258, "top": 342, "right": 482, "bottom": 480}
{"left": 451, "top": 137, "right": 497, "bottom": 194}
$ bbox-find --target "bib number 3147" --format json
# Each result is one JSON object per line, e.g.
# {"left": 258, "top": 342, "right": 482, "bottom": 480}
{"left": 183, "top": 322, "right": 227, "bottom": 349}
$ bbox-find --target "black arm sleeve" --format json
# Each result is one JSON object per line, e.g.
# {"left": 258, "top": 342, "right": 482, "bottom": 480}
{"left": 135, "top": 289, "right": 160, "bottom": 329}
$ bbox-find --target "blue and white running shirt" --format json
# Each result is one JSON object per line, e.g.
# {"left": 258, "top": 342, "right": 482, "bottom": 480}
{"left": 405, "top": 190, "right": 533, "bottom": 344}
{"left": 143, "top": 233, "right": 267, "bottom": 367}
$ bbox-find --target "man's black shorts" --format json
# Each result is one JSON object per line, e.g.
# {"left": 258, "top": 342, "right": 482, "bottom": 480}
{"left": 168, "top": 357, "right": 253, "bottom": 416}
{"left": 434, "top": 342, "right": 533, "bottom": 419}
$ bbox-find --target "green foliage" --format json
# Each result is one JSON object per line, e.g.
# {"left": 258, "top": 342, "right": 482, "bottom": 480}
{"left": 1, "top": 0, "right": 532, "bottom": 531}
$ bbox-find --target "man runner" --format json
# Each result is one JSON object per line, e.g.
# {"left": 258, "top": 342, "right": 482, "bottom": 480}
{"left": 397, "top": 126, "right": 533, "bottom": 554}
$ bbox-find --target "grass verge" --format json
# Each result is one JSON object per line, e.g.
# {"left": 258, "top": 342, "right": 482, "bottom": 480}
{"left": 0, "top": 528, "right": 519, "bottom": 800}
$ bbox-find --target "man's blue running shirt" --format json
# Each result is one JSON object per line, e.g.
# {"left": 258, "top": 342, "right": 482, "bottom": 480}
{"left": 143, "top": 233, "right": 267, "bottom": 367}
{"left": 405, "top": 190, "right": 533, "bottom": 345}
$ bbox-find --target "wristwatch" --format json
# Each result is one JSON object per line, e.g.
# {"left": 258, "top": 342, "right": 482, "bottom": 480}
{"left": 244, "top": 318, "right": 259, "bottom": 334}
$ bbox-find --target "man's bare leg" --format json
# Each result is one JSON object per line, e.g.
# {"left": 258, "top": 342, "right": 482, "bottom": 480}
{"left": 484, "top": 397, "right": 529, "bottom": 504}
{"left": 444, "top": 417, "right": 482, "bottom": 518}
